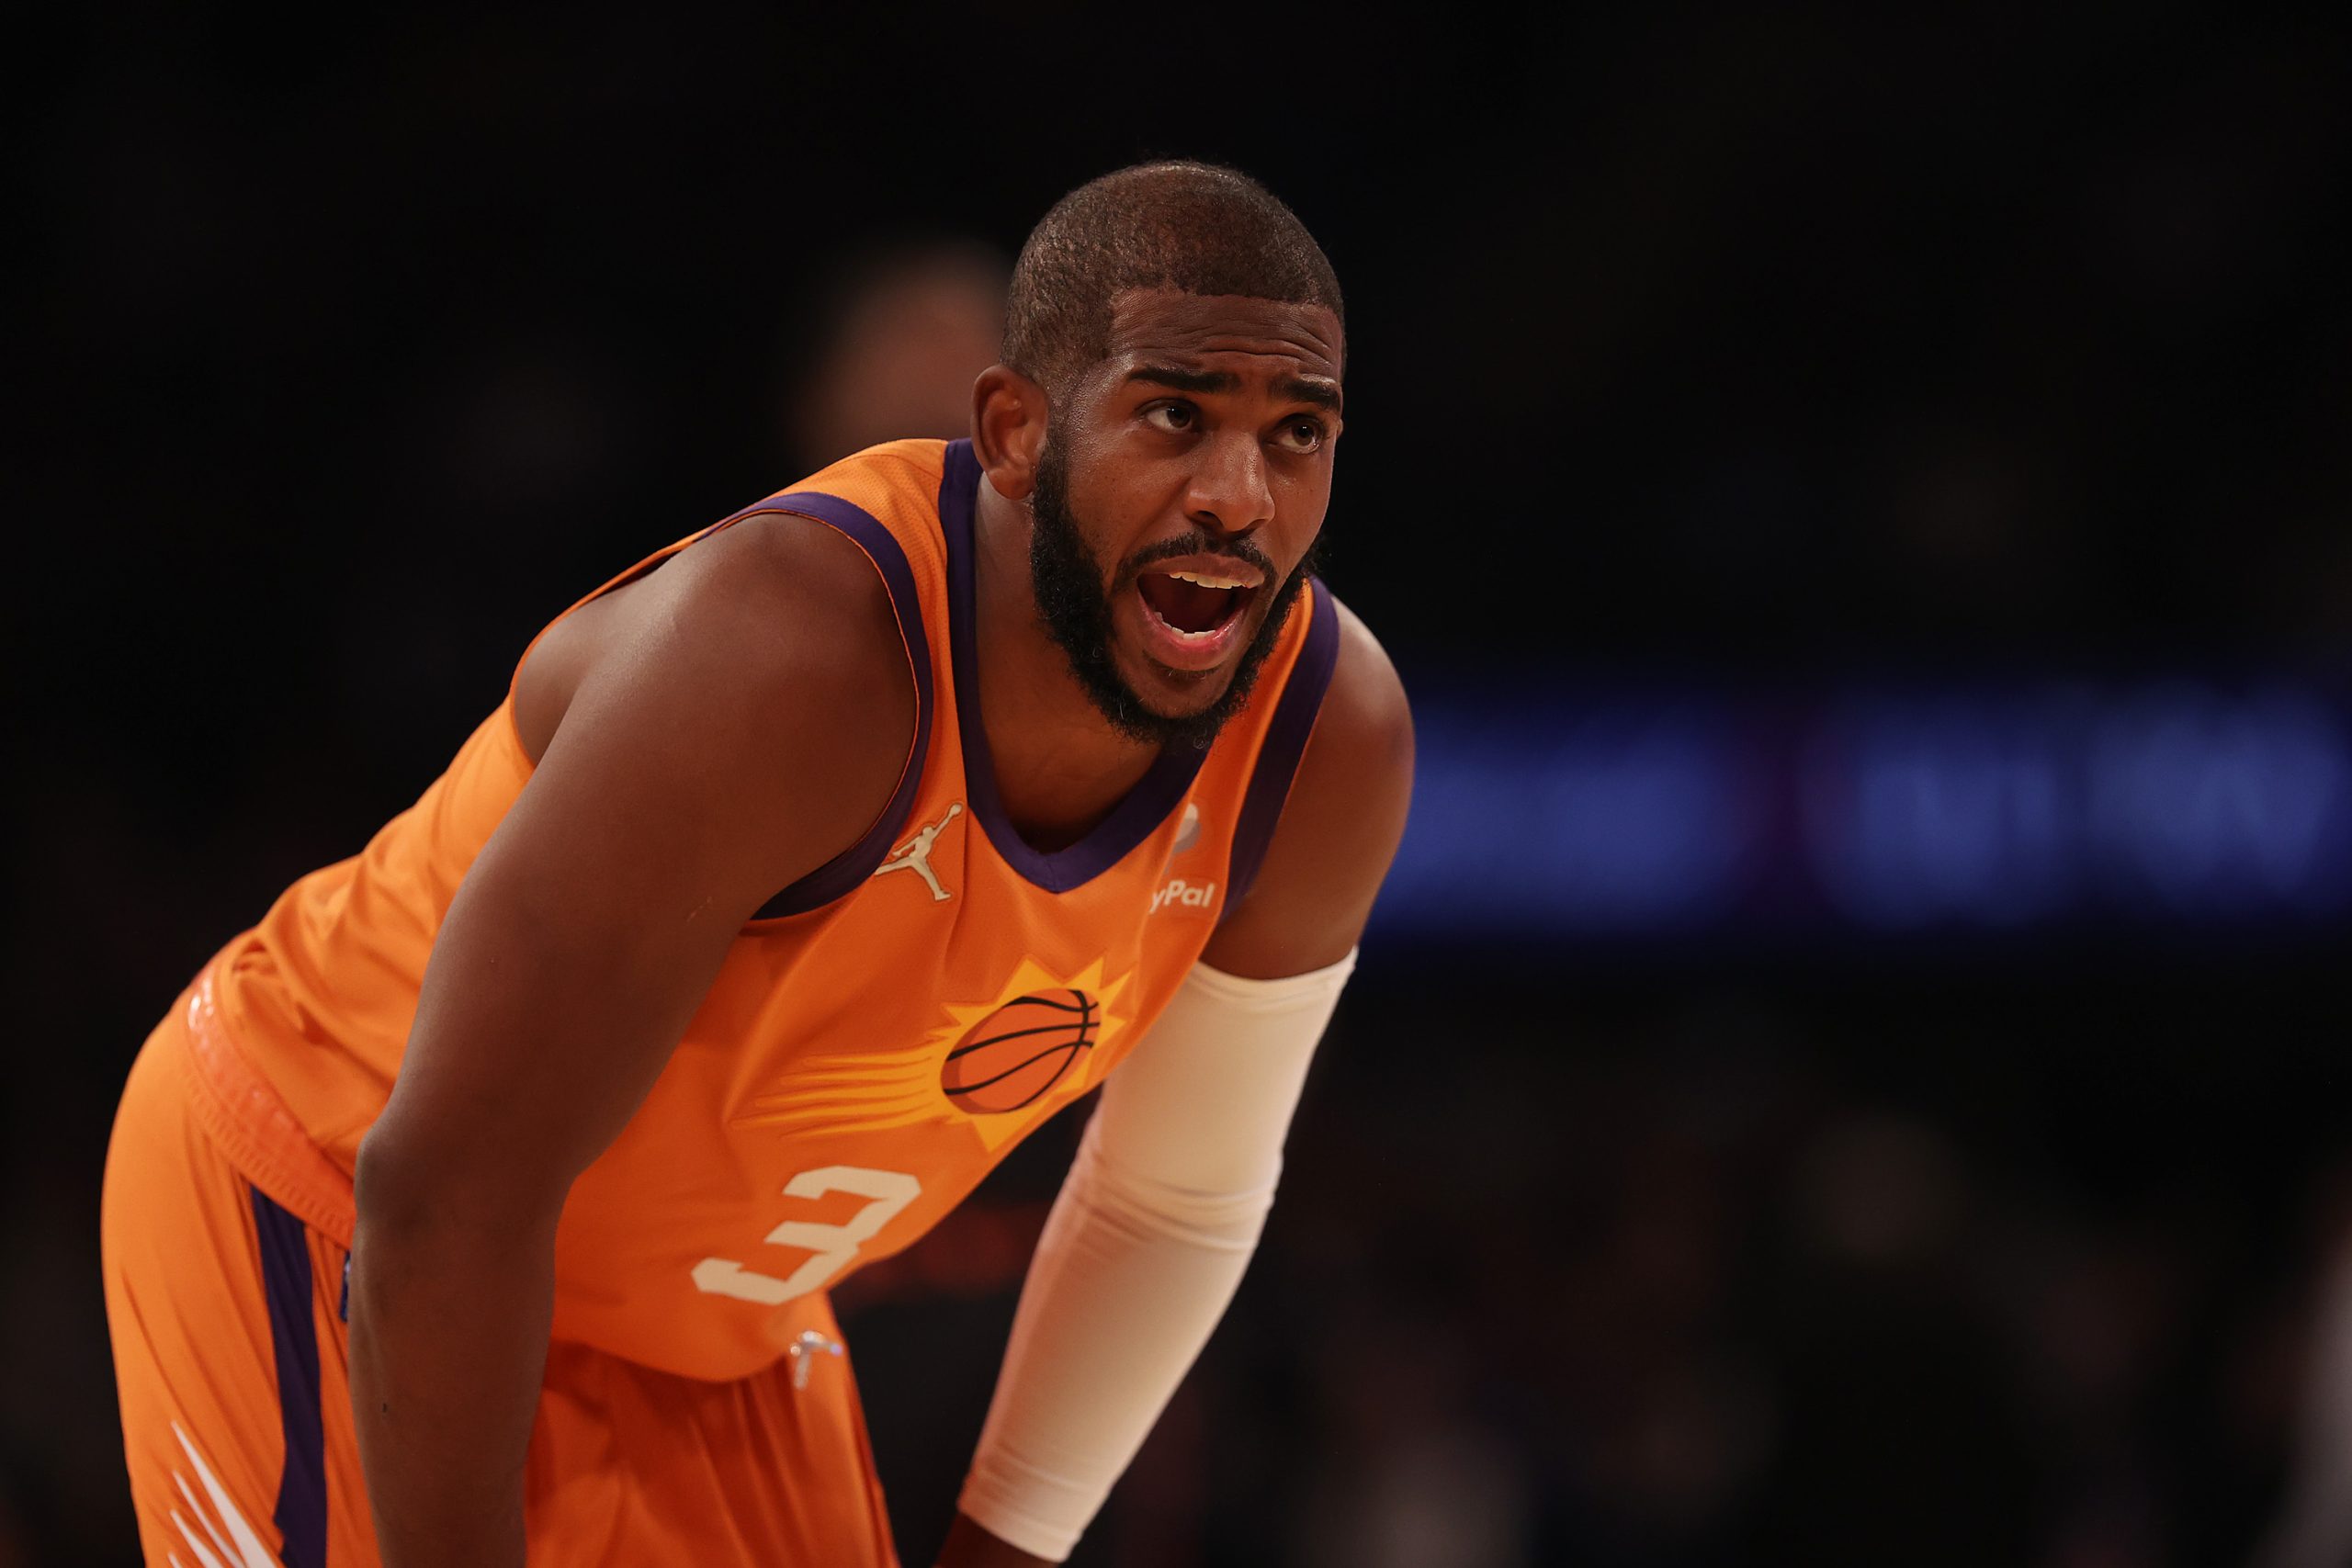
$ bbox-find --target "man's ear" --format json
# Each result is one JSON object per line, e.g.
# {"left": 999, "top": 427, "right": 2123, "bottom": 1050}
{"left": 972, "top": 365, "right": 1047, "bottom": 502}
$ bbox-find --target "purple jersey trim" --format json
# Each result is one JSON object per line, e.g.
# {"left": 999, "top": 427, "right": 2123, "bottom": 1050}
{"left": 251, "top": 1187, "right": 327, "bottom": 1568}
{"left": 722, "top": 493, "right": 935, "bottom": 920}
{"left": 938, "top": 439, "right": 1209, "bottom": 894}
{"left": 1220, "top": 578, "right": 1340, "bottom": 920}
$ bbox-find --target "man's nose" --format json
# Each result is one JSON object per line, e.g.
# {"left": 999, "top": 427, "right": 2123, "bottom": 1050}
{"left": 1184, "top": 431, "right": 1273, "bottom": 539}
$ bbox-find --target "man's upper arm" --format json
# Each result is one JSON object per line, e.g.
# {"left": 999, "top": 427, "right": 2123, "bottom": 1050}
{"left": 359, "top": 517, "right": 915, "bottom": 1222}
{"left": 1200, "top": 598, "right": 1413, "bottom": 981}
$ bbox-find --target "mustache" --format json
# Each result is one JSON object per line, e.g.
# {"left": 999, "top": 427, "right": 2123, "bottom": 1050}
{"left": 1109, "top": 531, "right": 1283, "bottom": 593}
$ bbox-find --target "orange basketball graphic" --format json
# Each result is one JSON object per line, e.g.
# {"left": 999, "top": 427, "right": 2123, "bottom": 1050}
{"left": 940, "top": 989, "right": 1099, "bottom": 1114}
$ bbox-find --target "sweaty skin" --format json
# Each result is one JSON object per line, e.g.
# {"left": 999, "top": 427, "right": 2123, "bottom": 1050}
{"left": 348, "top": 288, "right": 1409, "bottom": 1568}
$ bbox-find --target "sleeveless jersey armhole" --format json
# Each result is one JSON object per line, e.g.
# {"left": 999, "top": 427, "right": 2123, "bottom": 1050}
{"left": 500, "top": 518, "right": 735, "bottom": 763}
{"left": 496, "top": 493, "right": 934, "bottom": 922}
{"left": 1219, "top": 577, "right": 1342, "bottom": 920}
{"left": 740, "top": 493, "right": 936, "bottom": 921}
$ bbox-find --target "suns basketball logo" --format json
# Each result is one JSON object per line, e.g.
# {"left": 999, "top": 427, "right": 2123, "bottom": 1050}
{"left": 732, "top": 958, "right": 1135, "bottom": 1152}
{"left": 940, "top": 990, "right": 1098, "bottom": 1114}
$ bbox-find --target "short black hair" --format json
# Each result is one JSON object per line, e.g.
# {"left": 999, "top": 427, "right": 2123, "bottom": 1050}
{"left": 1003, "top": 161, "right": 1343, "bottom": 395}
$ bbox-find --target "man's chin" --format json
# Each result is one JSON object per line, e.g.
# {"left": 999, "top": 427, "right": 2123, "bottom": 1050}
{"left": 1080, "top": 645, "right": 1242, "bottom": 750}
{"left": 1097, "top": 579, "right": 1308, "bottom": 750}
{"left": 1118, "top": 645, "right": 1238, "bottom": 709}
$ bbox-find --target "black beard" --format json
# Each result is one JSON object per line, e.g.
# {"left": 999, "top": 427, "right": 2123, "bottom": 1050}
{"left": 1027, "top": 435, "right": 1318, "bottom": 750}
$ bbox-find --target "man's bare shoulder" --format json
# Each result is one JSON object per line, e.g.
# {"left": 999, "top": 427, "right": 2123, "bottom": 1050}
{"left": 509, "top": 513, "right": 918, "bottom": 910}
{"left": 517, "top": 514, "right": 912, "bottom": 778}
{"left": 1307, "top": 594, "right": 1414, "bottom": 813}
{"left": 1203, "top": 591, "right": 1413, "bottom": 978}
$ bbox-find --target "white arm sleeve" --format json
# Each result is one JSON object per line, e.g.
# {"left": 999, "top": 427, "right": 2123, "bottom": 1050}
{"left": 955, "top": 948, "right": 1357, "bottom": 1561}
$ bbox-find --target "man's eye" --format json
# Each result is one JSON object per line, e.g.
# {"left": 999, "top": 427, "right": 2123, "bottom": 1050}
{"left": 1144, "top": 401, "right": 1197, "bottom": 433}
{"left": 1272, "top": 417, "right": 1327, "bottom": 454}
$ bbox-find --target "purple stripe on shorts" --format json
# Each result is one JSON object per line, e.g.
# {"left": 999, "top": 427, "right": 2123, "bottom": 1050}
{"left": 250, "top": 1187, "right": 326, "bottom": 1568}
{"left": 1221, "top": 578, "right": 1340, "bottom": 919}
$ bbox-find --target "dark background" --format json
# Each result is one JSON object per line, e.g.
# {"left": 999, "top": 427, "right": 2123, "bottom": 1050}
{"left": 12, "top": 6, "right": 2352, "bottom": 1564}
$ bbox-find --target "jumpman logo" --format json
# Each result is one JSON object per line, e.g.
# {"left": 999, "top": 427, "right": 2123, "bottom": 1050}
{"left": 870, "top": 803, "right": 963, "bottom": 902}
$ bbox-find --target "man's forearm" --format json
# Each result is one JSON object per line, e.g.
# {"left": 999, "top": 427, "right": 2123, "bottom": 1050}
{"left": 348, "top": 1194, "right": 558, "bottom": 1568}
{"left": 957, "top": 955, "right": 1354, "bottom": 1560}
{"left": 957, "top": 1133, "right": 1262, "bottom": 1559}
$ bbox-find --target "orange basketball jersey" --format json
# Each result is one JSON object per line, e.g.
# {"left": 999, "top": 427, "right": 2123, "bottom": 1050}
{"left": 176, "top": 437, "right": 1339, "bottom": 1382}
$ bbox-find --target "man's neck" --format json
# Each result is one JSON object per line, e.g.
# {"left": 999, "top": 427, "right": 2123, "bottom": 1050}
{"left": 970, "top": 483, "right": 1163, "bottom": 851}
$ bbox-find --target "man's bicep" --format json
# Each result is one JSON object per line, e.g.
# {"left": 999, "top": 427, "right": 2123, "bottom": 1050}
{"left": 1201, "top": 603, "right": 1413, "bottom": 981}
{"left": 368, "top": 804, "right": 741, "bottom": 1215}
{"left": 363, "top": 525, "right": 913, "bottom": 1210}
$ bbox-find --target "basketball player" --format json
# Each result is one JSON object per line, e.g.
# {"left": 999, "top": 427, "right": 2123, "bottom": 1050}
{"left": 101, "top": 162, "right": 1412, "bottom": 1567}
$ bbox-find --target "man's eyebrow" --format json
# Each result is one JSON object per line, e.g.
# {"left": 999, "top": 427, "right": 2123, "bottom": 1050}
{"left": 1125, "top": 365, "right": 1343, "bottom": 413}
{"left": 1125, "top": 365, "right": 1239, "bottom": 396}
{"left": 1278, "top": 376, "right": 1342, "bottom": 412}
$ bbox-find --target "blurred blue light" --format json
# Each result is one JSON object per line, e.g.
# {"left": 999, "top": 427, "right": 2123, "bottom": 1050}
{"left": 1381, "top": 704, "right": 1751, "bottom": 935}
{"left": 1369, "top": 678, "right": 2352, "bottom": 943}
{"left": 1803, "top": 698, "right": 2081, "bottom": 930}
{"left": 2088, "top": 685, "right": 2352, "bottom": 916}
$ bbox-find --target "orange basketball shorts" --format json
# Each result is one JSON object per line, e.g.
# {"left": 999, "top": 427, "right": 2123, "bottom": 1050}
{"left": 101, "top": 986, "right": 899, "bottom": 1567}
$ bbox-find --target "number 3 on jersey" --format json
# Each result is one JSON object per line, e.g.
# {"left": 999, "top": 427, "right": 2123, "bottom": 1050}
{"left": 691, "top": 1165, "right": 921, "bottom": 1305}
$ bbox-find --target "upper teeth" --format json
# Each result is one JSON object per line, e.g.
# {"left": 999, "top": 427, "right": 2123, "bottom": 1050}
{"left": 1166, "top": 570, "right": 1248, "bottom": 590}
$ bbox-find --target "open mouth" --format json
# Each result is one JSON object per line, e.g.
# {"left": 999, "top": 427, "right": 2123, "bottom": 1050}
{"left": 1137, "top": 568, "right": 1256, "bottom": 637}
{"left": 1127, "top": 558, "right": 1264, "bottom": 674}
